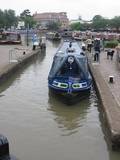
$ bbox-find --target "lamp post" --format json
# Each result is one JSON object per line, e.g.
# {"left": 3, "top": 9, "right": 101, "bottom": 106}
{"left": 26, "top": 23, "right": 29, "bottom": 46}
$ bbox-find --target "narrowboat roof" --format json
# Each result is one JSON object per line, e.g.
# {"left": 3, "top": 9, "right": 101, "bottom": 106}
{"left": 55, "top": 40, "right": 84, "bottom": 57}
{"left": 48, "top": 40, "right": 88, "bottom": 79}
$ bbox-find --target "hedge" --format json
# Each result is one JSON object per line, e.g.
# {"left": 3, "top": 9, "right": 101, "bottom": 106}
{"left": 104, "top": 40, "right": 119, "bottom": 48}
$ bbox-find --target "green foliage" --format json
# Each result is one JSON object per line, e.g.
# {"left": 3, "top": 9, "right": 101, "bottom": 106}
{"left": 92, "top": 15, "right": 110, "bottom": 30}
{"left": 70, "top": 22, "right": 80, "bottom": 30}
{"left": 46, "top": 21, "right": 61, "bottom": 31}
{"left": 110, "top": 16, "right": 120, "bottom": 31}
{"left": 20, "top": 9, "right": 36, "bottom": 28}
{"left": 0, "top": 9, "right": 4, "bottom": 28}
{"left": 70, "top": 22, "right": 91, "bottom": 31}
{"left": 0, "top": 9, "right": 17, "bottom": 29}
{"left": 20, "top": 9, "right": 31, "bottom": 18}
{"left": 80, "top": 23, "right": 91, "bottom": 31}
{"left": 104, "top": 40, "right": 119, "bottom": 48}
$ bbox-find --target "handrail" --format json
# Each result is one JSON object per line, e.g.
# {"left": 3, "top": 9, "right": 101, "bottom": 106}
{"left": 9, "top": 48, "right": 30, "bottom": 63}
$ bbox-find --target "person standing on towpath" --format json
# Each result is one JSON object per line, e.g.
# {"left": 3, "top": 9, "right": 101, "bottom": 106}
{"left": 32, "top": 34, "right": 39, "bottom": 50}
{"left": 86, "top": 38, "right": 93, "bottom": 53}
{"left": 93, "top": 38, "right": 101, "bottom": 62}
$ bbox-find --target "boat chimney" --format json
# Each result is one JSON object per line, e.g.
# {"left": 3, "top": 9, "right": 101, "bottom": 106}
{"left": 69, "top": 42, "right": 72, "bottom": 48}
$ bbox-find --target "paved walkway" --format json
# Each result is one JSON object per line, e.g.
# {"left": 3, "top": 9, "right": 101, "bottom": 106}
{"left": 0, "top": 44, "right": 32, "bottom": 73}
{"left": 89, "top": 50, "right": 120, "bottom": 108}
{"left": 87, "top": 49, "right": 120, "bottom": 149}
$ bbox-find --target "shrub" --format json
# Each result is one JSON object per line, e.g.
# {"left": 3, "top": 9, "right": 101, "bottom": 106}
{"left": 104, "top": 40, "right": 119, "bottom": 48}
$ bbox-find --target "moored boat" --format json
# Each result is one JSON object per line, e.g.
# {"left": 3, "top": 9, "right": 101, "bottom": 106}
{"left": 46, "top": 32, "right": 61, "bottom": 41}
{"left": 0, "top": 31, "right": 21, "bottom": 45}
{"left": 60, "top": 29, "right": 72, "bottom": 38}
{"left": 72, "top": 31, "right": 82, "bottom": 41}
{"left": 48, "top": 40, "right": 92, "bottom": 96}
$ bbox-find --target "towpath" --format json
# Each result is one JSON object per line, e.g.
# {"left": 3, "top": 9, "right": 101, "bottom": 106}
{"left": 87, "top": 48, "right": 120, "bottom": 149}
{"left": 90, "top": 49, "right": 120, "bottom": 107}
{"left": 0, "top": 45, "right": 33, "bottom": 72}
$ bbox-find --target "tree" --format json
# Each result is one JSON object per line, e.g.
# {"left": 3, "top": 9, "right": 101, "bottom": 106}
{"left": 92, "top": 15, "right": 109, "bottom": 31}
{"left": 0, "top": 9, "right": 4, "bottom": 28}
{"left": 110, "top": 16, "right": 120, "bottom": 32}
{"left": 20, "top": 9, "right": 31, "bottom": 19}
{"left": 0, "top": 9, "right": 17, "bottom": 29}
{"left": 20, "top": 9, "right": 36, "bottom": 28}
{"left": 4, "top": 9, "right": 17, "bottom": 28}
{"left": 80, "top": 23, "right": 91, "bottom": 31}
{"left": 70, "top": 22, "right": 91, "bottom": 31}
{"left": 46, "top": 21, "right": 60, "bottom": 31}
{"left": 70, "top": 22, "right": 80, "bottom": 31}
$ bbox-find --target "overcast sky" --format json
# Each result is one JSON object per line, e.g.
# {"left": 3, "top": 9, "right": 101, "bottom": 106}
{"left": 1, "top": 0, "right": 120, "bottom": 20}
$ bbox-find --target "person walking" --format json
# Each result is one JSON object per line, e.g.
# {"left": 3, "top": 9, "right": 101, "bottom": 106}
{"left": 32, "top": 34, "right": 39, "bottom": 50}
{"left": 93, "top": 38, "right": 101, "bottom": 62}
{"left": 86, "top": 38, "right": 92, "bottom": 52}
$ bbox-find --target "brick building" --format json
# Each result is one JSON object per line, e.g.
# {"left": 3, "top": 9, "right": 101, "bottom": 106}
{"left": 33, "top": 12, "right": 69, "bottom": 29}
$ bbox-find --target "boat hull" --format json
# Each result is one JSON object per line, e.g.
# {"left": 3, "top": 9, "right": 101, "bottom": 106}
{"left": 48, "top": 79, "right": 92, "bottom": 97}
{"left": 48, "top": 86, "right": 91, "bottom": 104}
{"left": 0, "top": 41, "right": 21, "bottom": 45}
{"left": 0, "top": 31, "right": 21, "bottom": 45}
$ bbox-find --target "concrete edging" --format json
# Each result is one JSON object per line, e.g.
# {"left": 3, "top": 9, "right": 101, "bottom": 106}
{"left": 88, "top": 60, "right": 120, "bottom": 150}
{"left": 0, "top": 49, "right": 40, "bottom": 84}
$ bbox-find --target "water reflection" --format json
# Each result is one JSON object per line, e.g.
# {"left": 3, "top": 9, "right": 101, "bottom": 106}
{"left": 51, "top": 40, "right": 61, "bottom": 48}
{"left": 0, "top": 51, "right": 46, "bottom": 96}
{"left": 48, "top": 89, "right": 92, "bottom": 136}
{"left": 109, "top": 151, "right": 120, "bottom": 160}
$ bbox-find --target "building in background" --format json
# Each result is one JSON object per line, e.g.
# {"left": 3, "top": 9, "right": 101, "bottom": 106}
{"left": 33, "top": 12, "right": 69, "bottom": 30}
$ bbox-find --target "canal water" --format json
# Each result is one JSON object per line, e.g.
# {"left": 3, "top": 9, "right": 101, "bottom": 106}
{"left": 0, "top": 40, "right": 120, "bottom": 160}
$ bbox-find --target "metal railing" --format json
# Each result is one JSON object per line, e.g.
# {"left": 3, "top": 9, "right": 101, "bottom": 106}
{"left": 9, "top": 48, "right": 30, "bottom": 63}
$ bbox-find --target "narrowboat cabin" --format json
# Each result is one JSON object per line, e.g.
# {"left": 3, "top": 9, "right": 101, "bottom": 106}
{"left": 48, "top": 41, "right": 92, "bottom": 96}
{"left": 0, "top": 31, "right": 21, "bottom": 45}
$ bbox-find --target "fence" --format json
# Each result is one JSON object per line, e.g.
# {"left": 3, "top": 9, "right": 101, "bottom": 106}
{"left": 9, "top": 48, "right": 30, "bottom": 63}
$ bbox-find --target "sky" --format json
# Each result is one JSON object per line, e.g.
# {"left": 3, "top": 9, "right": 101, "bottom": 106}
{"left": 1, "top": 0, "right": 120, "bottom": 20}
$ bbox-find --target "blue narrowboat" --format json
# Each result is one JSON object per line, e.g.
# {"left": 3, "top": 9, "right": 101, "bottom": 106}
{"left": 48, "top": 40, "right": 92, "bottom": 96}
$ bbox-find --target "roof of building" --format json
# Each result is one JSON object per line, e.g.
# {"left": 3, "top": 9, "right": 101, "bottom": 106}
{"left": 33, "top": 12, "right": 69, "bottom": 21}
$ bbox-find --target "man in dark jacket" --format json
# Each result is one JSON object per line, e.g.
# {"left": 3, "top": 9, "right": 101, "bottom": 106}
{"left": 93, "top": 38, "right": 101, "bottom": 62}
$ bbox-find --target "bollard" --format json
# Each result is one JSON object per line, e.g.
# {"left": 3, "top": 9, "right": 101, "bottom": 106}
{"left": 109, "top": 76, "right": 114, "bottom": 83}
{"left": 32, "top": 45, "right": 36, "bottom": 50}
{"left": 0, "top": 134, "right": 9, "bottom": 157}
{"left": 23, "top": 51, "right": 26, "bottom": 55}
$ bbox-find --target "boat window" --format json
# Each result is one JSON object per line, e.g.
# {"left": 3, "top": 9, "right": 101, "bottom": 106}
{"left": 7, "top": 34, "right": 18, "bottom": 40}
{"left": 0, "top": 33, "right": 6, "bottom": 40}
{"left": 0, "top": 33, "right": 21, "bottom": 41}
